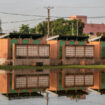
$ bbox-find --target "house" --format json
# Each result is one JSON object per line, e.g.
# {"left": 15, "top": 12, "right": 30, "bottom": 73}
{"left": 70, "top": 15, "right": 105, "bottom": 34}
{"left": 0, "top": 33, "right": 50, "bottom": 66}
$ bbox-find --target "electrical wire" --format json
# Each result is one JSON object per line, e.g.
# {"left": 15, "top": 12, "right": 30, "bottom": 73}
{"left": 0, "top": 12, "right": 46, "bottom": 17}
{"left": 2, "top": 18, "right": 46, "bottom": 24}
{"left": 55, "top": 6, "right": 105, "bottom": 9}
{"left": 1, "top": 11, "right": 105, "bottom": 19}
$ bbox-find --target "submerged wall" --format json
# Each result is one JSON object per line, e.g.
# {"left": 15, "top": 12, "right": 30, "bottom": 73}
{"left": 13, "top": 44, "right": 50, "bottom": 66}
{"left": 0, "top": 39, "right": 10, "bottom": 59}
{"left": 89, "top": 41, "right": 102, "bottom": 59}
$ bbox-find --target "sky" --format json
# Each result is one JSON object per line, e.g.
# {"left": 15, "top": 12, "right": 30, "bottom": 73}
{"left": 0, "top": 0, "right": 105, "bottom": 33}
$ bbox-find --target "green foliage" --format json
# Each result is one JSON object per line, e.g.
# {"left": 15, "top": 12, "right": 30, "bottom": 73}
{"left": 19, "top": 24, "right": 30, "bottom": 34}
{"left": 36, "top": 21, "right": 47, "bottom": 34}
{"left": 18, "top": 18, "right": 85, "bottom": 36}
{"left": 19, "top": 24, "right": 36, "bottom": 34}
{"left": 103, "top": 32, "right": 105, "bottom": 36}
{"left": 35, "top": 18, "right": 85, "bottom": 36}
{"left": 29, "top": 27, "right": 36, "bottom": 34}
{"left": 96, "top": 32, "right": 102, "bottom": 36}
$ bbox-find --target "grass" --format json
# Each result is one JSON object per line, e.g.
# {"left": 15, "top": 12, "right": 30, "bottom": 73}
{"left": 0, "top": 65, "right": 105, "bottom": 70}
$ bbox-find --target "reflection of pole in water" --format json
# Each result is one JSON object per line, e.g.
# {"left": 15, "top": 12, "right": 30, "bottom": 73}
{"left": 46, "top": 92, "right": 49, "bottom": 105}
{"left": 75, "top": 87, "right": 78, "bottom": 102}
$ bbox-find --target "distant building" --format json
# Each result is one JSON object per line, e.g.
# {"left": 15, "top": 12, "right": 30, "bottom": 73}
{"left": 70, "top": 15, "right": 105, "bottom": 34}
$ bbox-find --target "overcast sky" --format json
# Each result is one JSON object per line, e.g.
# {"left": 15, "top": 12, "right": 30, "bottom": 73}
{"left": 0, "top": 0, "right": 105, "bottom": 33}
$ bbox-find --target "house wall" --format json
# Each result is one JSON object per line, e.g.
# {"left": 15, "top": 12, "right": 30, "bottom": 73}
{"left": 89, "top": 42, "right": 102, "bottom": 59}
{"left": 90, "top": 72, "right": 101, "bottom": 90}
{"left": 12, "top": 44, "right": 50, "bottom": 66}
{"left": 70, "top": 15, "right": 105, "bottom": 34}
{"left": 62, "top": 72, "right": 94, "bottom": 88}
{"left": 47, "top": 40, "right": 59, "bottom": 59}
{"left": 0, "top": 72, "right": 10, "bottom": 93}
{"left": 0, "top": 39, "right": 10, "bottom": 59}
{"left": 13, "top": 59, "right": 50, "bottom": 66}
{"left": 49, "top": 72, "right": 59, "bottom": 91}
{"left": 84, "top": 24, "right": 105, "bottom": 34}
{"left": 62, "top": 45, "right": 95, "bottom": 65}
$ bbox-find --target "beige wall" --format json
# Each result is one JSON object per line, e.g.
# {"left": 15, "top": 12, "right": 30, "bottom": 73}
{"left": 0, "top": 73, "right": 10, "bottom": 93}
{"left": 89, "top": 42, "right": 102, "bottom": 59}
{"left": 47, "top": 40, "right": 59, "bottom": 59}
{"left": 0, "top": 39, "right": 10, "bottom": 59}
{"left": 90, "top": 72, "right": 101, "bottom": 89}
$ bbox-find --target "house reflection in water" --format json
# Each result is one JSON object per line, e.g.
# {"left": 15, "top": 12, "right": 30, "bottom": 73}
{"left": 0, "top": 69, "right": 105, "bottom": 99}
{"left": 0, "top": 69, "right": 50, "bottom": 94}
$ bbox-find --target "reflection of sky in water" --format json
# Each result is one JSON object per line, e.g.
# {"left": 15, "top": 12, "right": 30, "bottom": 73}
{"left": 0, "top": 92, "right": 105, "bottom": 105}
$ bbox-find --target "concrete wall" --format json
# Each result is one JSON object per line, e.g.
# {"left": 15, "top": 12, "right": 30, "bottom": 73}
{"left": 13, "top": 59, "right": 50, "bottom": 66}
{"left": 62, "top": 58, "right": 95, "bottom": 65}
{"left": 84, "top": 24, "right": 105, "bottom": 34}
{"left": 0, "top": 72, "right": 10, "bottom": 93}
{"left": 47, "top": 40, "right": 59, "bottom": 59}
{"left": 13, "top": 44, "right": 50, "bottom": 66}
{"left": 90, "top": 72, "right": 101, "bottom": 90}
{"left": 89, "top": 42, "right": 102, "bottom": 59}
{"left": 49, "top": 72, "right": 59, "bottom": 91}
{"left": 0, "top": 39, "right": 10, "bottom": 59}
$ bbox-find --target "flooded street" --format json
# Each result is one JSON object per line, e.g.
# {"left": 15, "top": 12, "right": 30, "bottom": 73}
{"left": 0, "top": 68, "right": 105, "bottom": 105}
{"left": 0, "top": 91, "right": 105, "bottom": 105}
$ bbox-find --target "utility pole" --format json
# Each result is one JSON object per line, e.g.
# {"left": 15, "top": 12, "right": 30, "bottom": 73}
{"left": 46, "top": 7, "right": 53, "bottom": 38}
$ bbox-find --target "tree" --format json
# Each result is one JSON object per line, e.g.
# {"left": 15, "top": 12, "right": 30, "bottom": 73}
{"left": 18, "top": 18, "right": 85, "bottom": 36}
{"left": 96, "top": 32, "right": 102, "bottom": 36}
{"left": 35, "top": 18, "right": 85, "bottom": 36}
{"left": 103, "top": 32, "right": 105, "bottom": 36}
{"left": 19, "top": 24, "right": 30, "bottom": 34}
{"left": 36, "top": 21, "right": 47, "bottom": 34}
{"left": 29, "top": 27, "right": 36, "bottom": 34}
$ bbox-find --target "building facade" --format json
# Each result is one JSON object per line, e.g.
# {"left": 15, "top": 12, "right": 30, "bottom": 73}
{"left": 70, "top": 15, "right": 105, "bottom": 34}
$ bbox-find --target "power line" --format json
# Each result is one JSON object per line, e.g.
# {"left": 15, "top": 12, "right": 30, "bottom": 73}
{"left": 2, "top": 16, "right": 105, "bottom": 25}
{"left": 1, "top": 11, "right": 105, "bottom": 19}
{"left": 2, "top": 18, "right": 46, "bottom": 24}
{"left": 0, "top": 12, "right": 46, "bottom": 17}
{"left": 55, "top": 6, "right": 105, "bottom": 9}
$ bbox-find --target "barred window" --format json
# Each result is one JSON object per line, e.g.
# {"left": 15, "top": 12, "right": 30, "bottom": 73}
{"left": 65, "top": 75, "right": 74, "bottom": 87}
{"left": 16, "top": 77, "right": 26, "bottom": 88}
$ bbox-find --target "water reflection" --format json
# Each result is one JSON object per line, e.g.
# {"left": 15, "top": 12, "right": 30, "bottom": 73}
{"left": 0, "top": 68, "right": 105, "bottom": 104}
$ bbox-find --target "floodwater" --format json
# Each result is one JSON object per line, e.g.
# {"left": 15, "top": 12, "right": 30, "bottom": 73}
{"left": 0, "top": 91, "right": 105, "bottom": 105}
{"left": 0, "top": 68, "right": 105, "bottom": 105}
